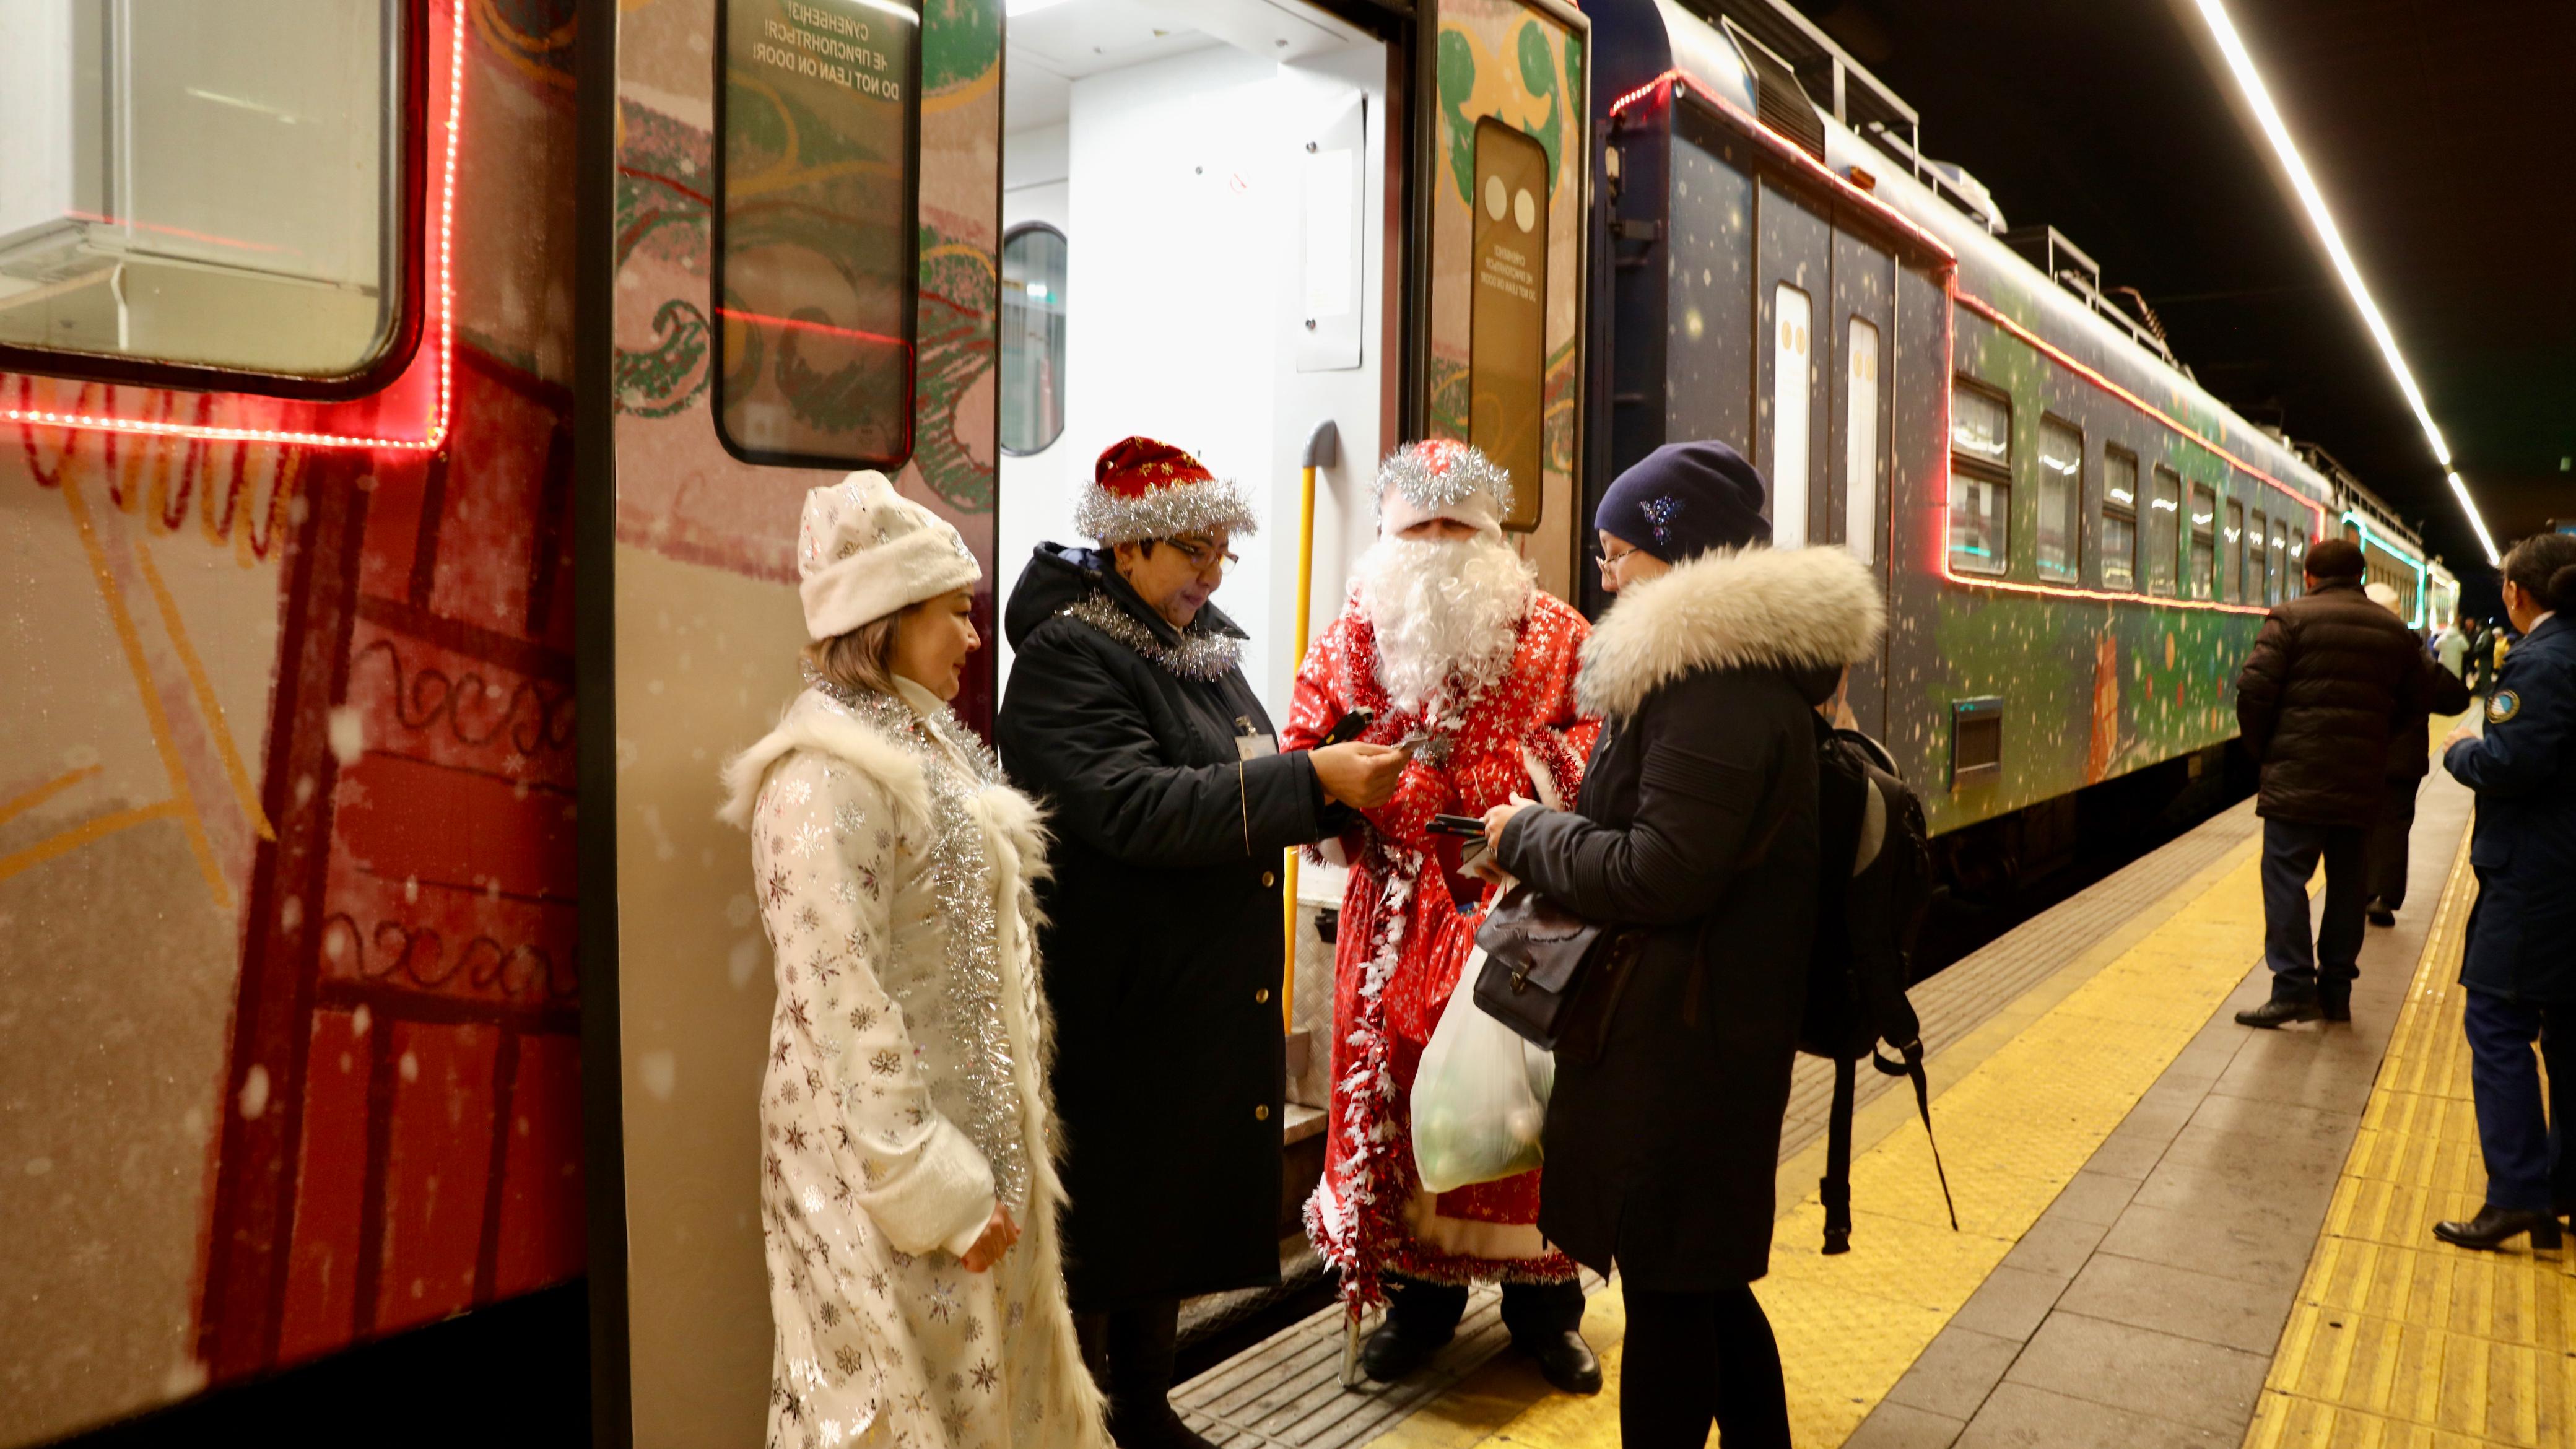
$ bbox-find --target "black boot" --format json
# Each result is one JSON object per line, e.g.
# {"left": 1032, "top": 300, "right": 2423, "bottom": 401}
{"left": 2433, "top": 1205, "right": 2563, "bottom": 1253}
{"left": 2366, "top": 898, "right": 2396, "bottom": 928}
{"left": 2236, "top": 978, "right": 2323, "bottom": 1029}
{"left": 2318, "top": 979, "right": 2352, "bottom": 1023}
{"left": 1092, "top": 1301, "right": 1214, "bottom": 1449}
{"left": 1360, "top": 1277, "right": 1469, "bottom": 1383}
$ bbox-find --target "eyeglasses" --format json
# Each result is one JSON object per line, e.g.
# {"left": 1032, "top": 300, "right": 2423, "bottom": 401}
{"left": 1591, "top": 543, "right": 1643, "bottom": 573}
{"left": 1158, "top": 536, "right": 1240, "bottom": 577}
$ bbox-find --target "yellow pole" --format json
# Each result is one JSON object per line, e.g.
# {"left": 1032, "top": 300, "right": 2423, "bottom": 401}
{"left": 1285, "top": 461, "right": 1319, "bottom": 1034}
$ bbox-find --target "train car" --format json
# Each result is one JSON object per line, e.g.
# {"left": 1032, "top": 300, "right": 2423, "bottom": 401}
{"left": 0, "top": 2, "right": 2463, "bottom": 1447}
{"left": 1586, "top": 0, "right": 2450, "bottom": 881}
{"left": 0, "top": 2, "right": 583, "bottom": 1444}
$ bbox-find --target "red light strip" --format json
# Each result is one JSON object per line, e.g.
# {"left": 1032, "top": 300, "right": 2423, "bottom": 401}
{"left": 1607, "top": 69, "right": 1957, "bottom": 265}
{"left": 64, "top": 209, "right": 296, "bottom": 256}
{"left": 714, "top": 307, "right": 909, "bottom": 350}
{"left": 1, "top": 0, "right": 464, "bottom": 452}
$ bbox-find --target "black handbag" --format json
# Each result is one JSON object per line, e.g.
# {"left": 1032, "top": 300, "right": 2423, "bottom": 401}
{"left": 1471, "top": 886, "right": 1647, "bottom": 1065}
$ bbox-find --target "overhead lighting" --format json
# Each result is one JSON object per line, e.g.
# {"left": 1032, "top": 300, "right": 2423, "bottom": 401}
{"left": 1006, "top": 0, "right": 1077, "bottom": 15}
{"left": 2189, "top": 0, "right": 2500, "bottom": 566}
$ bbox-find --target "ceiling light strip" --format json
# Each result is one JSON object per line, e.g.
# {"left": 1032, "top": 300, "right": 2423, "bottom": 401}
{"left": 2190, "top": 0, "right": 2497, "bottom": 565}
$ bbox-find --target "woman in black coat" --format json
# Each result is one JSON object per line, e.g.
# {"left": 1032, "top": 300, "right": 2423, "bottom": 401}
{"left": 994, "top": 438, "right": 1403, "bottom": 1449}
{"left": 1484, "top": 443, "right": 1883, "bottom": 1448}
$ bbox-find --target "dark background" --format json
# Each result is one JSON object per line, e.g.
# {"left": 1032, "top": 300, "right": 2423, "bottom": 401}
{"left": 1778, "top": 0, "right": 2574, "bottom": 617}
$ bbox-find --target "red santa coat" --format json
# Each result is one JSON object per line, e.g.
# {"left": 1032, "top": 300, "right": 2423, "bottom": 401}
{"left": 1284, "top": 585, "right": 1598, "bottom": 1303}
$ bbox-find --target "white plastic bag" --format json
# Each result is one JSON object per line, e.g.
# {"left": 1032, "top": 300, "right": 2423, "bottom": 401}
{"left": 1410, "top": 947, "right": 1556, "bottom": 1194}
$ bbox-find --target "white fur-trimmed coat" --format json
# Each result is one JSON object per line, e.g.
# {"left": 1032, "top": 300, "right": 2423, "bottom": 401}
{"left": 719, "top": 687, "right": 1108, "bottom": 1449}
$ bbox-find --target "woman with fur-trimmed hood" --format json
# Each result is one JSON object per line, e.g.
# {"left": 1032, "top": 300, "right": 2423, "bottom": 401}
{"left": 720, "top": 474, "right": 1108, "bottom": 1449}
{"left": 1479, "top": 442, "right": 1884, "bottom": 1448}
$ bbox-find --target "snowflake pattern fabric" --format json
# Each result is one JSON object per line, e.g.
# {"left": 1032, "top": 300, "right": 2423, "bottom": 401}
{"left": 739, "top": 687, "right": 1107, "bottom": 1449}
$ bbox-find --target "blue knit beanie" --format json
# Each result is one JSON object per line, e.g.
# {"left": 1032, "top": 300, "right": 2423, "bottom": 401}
{"left": 1595, "top": 441, "right": 1771, "bottom": 563}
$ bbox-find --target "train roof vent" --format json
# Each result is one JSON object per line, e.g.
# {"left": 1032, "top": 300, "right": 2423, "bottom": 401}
{"left": 1722, "top": 21, "right": 1827, "bottom": 163}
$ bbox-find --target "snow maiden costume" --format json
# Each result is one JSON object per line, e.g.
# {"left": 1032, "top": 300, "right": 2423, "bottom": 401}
{"left": 1282, "top": 441, "right": 1601, "bottom": 1390}
{"left": 721, "top": 474, "right": 1107, "bottom": 1449}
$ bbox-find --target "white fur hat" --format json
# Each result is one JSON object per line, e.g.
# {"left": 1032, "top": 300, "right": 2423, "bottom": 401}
{"left": 796, "top": 471, "right": 981, "bottom": 641}
{"left": 2364, "top": 580, "right": 2402, "bottom": 614}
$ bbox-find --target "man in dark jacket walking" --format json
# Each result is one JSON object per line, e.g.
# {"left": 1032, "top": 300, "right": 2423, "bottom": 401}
{"left": 2363, "top": 582, "right": 2474, "bottom": 926}
{"left": 996, "top": 437, "right": 1404, "bottom": 1449}
{"left": 2233, "top": 538, "right": 2429, "bottom": 1028}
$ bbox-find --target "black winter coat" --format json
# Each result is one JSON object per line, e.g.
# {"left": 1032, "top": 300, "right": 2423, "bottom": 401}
{"left": 2234, "top": 577, "right": 2428, "bottom": 827}
{"left": 2444, "top": 615, "right": 2576, "bottom": 1001}
{"left": 995, "top": 545, "right": 1332, "bottom": 1310}
{"left": 2388, "top": 648, "right": 2474, "bottom": 781}
{"left": 1495, "top": 546, "right": 1882, "bottom": 1290}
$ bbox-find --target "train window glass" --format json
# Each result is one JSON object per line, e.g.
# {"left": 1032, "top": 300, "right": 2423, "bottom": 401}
{"left": 2269, "top": 520, "right": 2287, "bottom": 602}
{"left": 2250, "top": 511, "right": 2269, "bottom": 604}
{"left": 2102, "top": 447, "right": 2138, "bottom": 591}
{"left": 2188, "top": 484, "right": 2217, "bottom": 601}
{"left": 2224, "top": 500, "right": 2245, "bottom": 603}
{"left": 998, "top": 224, "right": 1066, "bottom": 456}
{"left": 1948, "top": 380, "right": 2010, "bottom": 576}
{"left": 0, "top": 0, "right": 406, "bottom": 385}
{"left": 2286, "top": 529, "right": 2306, "bottom": 598}
{"left": 1844, "top": 317, "right": 1879, "bottom": 564}
{"left": 2144, "top": 466, "right": 2180, "bottom": 596}
{"left": 2036, "top": 416, "right": 2081, "bottom": 581}
{"left": 714, "top": 0, "right": 924, "bottom": 469}
{"left": 1771, "top": 284, "right": 1813, "bottom": 547}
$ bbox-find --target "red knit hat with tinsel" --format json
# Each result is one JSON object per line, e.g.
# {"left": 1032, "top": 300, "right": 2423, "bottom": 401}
{"left": 1075, "top": 436, "right": 1260, "bottom": 544}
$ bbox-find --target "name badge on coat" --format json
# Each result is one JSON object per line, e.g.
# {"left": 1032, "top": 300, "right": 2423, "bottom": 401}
{"left": 1235, "top": 715, "right": 1277, "bottom": 760}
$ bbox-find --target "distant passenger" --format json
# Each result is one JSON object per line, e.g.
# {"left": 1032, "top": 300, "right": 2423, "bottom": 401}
{"left": 2431, "top": 533, "right": 2576, "bottom": 1253}
{"left": 2232, "top": 538, "right": 2428, "bottom": 1029}
{"left": 994, "top": 438, "right": 1405, "bottom": 1449}
{"left": 2362, "top": 582, "right": 2471, "bottom": 928}
{"left": 1479, "top": 443, "right": 1883, "bottom": 1448}
{"left": 2437, "top": 612, "right": 2473, "bottom": 680}
{"left": 719, "top": 476, "right": 1110, "bottom": 1448}
{"left": 1284, "top": 440, "right": 1603, "bottom": 1395}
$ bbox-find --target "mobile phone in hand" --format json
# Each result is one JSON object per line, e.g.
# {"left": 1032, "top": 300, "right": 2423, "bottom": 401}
{"left": 1427, "top": 813, "right": 1486, "bottom": 837}
{"left": 1322, "top": 707, "right": 1375, "bottom": 746}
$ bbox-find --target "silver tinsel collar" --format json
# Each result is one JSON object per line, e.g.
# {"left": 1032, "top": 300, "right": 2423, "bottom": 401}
{"left": 1377, "top": 440, "right": 1515, "bottom": 519}
{"left": 1056, "top": 593, "right": 1245, "bottom": 682}
{"left": 799, "top": 667, "right": 1032, "bottom": 1213}
{"left": 1073, "top": 475, "right": 1261, "bottom": 546}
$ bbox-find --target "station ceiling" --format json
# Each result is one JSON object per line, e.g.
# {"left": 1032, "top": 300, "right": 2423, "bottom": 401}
{"left": 1785, "top": 0, "right": 2575, "bottom": 601}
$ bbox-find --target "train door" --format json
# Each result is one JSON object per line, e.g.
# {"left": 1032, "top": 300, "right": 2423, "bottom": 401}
{"left": 1755, "top": 175, "right": 1830, "bottom": 555}
{"left": 1829, "top": 225, "right": 1895, "bottom": 735}
{"left": 990, "top": 0, "right": 1396, "bottom": 716}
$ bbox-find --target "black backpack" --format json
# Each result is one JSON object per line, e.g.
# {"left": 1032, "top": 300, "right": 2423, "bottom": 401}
{"left": 1798, "top": 721, "right": 1954, "bottom": 1253}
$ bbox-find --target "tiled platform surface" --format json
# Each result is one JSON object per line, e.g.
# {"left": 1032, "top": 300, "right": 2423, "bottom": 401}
{"left": 1850, "top": 767, "right": 2497, "bottom": 1448}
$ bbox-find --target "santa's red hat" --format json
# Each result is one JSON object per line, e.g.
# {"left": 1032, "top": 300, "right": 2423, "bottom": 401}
{"left": 1076, "top": 436, "right": 1260, "bottom": 544}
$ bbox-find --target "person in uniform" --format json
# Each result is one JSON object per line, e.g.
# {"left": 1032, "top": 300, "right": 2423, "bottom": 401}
{"left": 994, "top": 438, "right": 1406, "bottom": 1448}
{"left": 2430, "top": 532, "right": 2576, "bottom": 1252}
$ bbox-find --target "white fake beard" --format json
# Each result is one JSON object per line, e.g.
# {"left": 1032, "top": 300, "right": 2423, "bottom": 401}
{"left": 1355, "top": 534, "right": 1534, "bottom": 715}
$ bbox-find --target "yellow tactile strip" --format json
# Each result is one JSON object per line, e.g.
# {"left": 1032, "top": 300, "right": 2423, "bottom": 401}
{"left": 1377, "top": 831, "right": 2285, "bottom": 1448}
{"left": 2243, "top": 838, "right": 2576, "bottom": 1449}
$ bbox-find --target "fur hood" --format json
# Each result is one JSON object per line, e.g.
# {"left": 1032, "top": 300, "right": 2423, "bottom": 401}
{"left": 1578, "top": 544, "right": 1885, "bottom": 719}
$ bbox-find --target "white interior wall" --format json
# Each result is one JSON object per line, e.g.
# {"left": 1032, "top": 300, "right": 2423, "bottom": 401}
{"left": 993, "top": 33, "right": 1388, "bottom": 724}
{"left": 0, "top": 1, "right": 75, "bottom": 245}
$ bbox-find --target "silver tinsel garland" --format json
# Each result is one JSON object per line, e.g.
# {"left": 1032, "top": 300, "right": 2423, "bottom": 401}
{"left": 1072, "top": 474, "right": 1261, "bottom": 545}
{"left": 1376, "top": 441, "right": 1515, "bottom": 518}
{"left": 804, "top": 668, "right": 1032, "bottom": 1214}
{"left": 1055, "top": 593, "right": 1245, "bottom": 682}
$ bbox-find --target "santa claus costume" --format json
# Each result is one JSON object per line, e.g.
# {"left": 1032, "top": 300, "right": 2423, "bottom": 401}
{"left": 1284, "top": 440, "right": 1603, "bottom": 1391}
{"left": 721, "top": 475, "right": 1109, "bottom": 1449}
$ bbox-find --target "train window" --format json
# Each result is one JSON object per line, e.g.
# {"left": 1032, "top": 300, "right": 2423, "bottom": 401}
{"left": 2102, "top": 448, "right": 2138, "bottom": 591}
{"left": 999, "top": 224, "right": 1066, "bottom": 456}
{"left": 0, "top": 0, "right": 409, "bottom": 389}
{"left": 2286, "top": 529, "right": 2307, "bottom": 598}
{"left": 2224, "top": 500, "right": 2245, "bottom": 603}
{"left": 2144, "top": 466, "right": 2180, "bottom": 596}
{"left": 2036, "top": 416, "right": 2081, "bottom": 581}
{"left": 714, "top": 0, "right": 925, "bottom": 469}
{"left": 1772, "top": 284, "right": 1813, "bottom": 547}
{"left": 2268, "top": 520, "right": 2287, "bottom": 602}
{"left": 2250, "top": 511, "right": 2269, "bottom": 604}
{"left": 2188, "top": 484, "right": 2217, "bottom": 601}
{"left": 1844, "top": 317, "right": 1880, "bottom": 564}
{"left": 1947, "top": 380, "right": 2010, "bottom": 576}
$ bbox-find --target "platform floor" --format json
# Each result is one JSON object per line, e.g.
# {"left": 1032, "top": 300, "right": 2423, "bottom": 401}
{"left": 1175, "top": 734, "right": 2570, "bottom": 1447}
